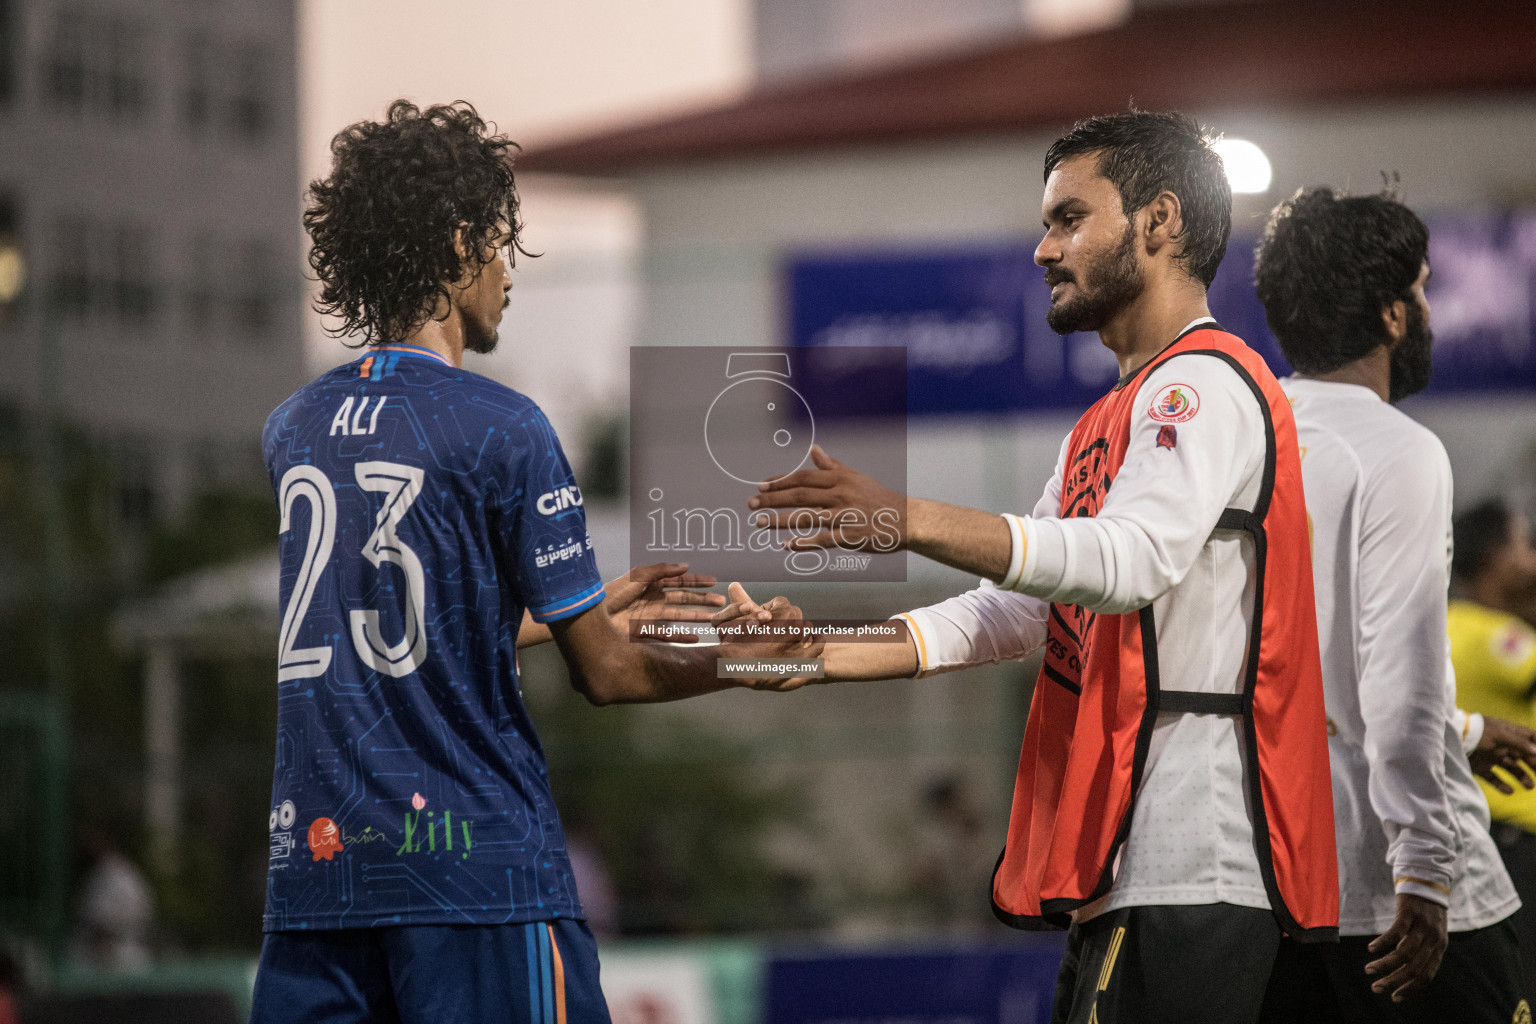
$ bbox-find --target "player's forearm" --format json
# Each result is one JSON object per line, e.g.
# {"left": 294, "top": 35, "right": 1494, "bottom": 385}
{"left": 822, "top": 630, "right": 919, "bottom": 682}
{"left": 628, "top": 643, "right": 743, "bottom": 703}
{"left": 1358, "top": 652, "right": 1458, "bottom": 895}
{"left": 572, "top": 640, "right": 739, "bottom": 705}
{"left": 904, "top": 499, "right": 1012, "bottom": 581}
{"left": 1357, "top": 545, "right": 1460, "bottom": 888}
{"left": 900, "top": 584, "right": 1050, "bottom": 672}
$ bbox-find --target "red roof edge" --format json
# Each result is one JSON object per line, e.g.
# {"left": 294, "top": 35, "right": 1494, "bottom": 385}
{"left": 519, "top": 0, "right": 1536, "bottom": 174}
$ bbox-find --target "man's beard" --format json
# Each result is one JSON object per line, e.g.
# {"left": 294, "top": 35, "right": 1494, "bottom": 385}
{"left": 1045, "top": 223, "right": 1145, "bottom": 335}
{"left": 464, "top": 301, "right": 507, "bottom": 355}
{"left": 465, "top": 326, "right": 499, "bottom": 355}
{"left": 1387, "top": 301, "right": 1433, "bottom": 403}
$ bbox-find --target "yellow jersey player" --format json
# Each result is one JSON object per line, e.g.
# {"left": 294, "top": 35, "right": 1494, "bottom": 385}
{"left": 1451, "top": 498, "right": 1536, "bottom": 997}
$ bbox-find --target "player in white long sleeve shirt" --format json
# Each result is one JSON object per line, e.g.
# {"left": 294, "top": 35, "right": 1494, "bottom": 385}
{"left": 747, "top": 112, "right": 1336, "bottom": 1024}
{"left": 1251, "top": 186, "right": 1529, "bottom": 1023}
{"left": 1289, "top": 379, "right": 1511, "bottom": 930}
{"left": 900, "top": 346, "right": 1278, "bottom": 919}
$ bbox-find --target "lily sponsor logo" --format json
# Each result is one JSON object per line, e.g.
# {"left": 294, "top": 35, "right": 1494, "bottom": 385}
{"left": 396, "top": 792, "right": 474, "bottom": 861}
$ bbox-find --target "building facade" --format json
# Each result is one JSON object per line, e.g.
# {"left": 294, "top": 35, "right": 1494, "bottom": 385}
{"left": 0, "top": 0, "right": 305, "bottom": 520}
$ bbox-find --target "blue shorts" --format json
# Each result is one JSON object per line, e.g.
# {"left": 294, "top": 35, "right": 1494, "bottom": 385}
{"left": 250, "top": 919, "right": 611, "bottom": 1024}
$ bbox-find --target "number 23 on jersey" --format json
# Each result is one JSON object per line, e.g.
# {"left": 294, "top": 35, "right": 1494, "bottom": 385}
{"left": 277, "top": 460, "right": 429, "bottom": 681}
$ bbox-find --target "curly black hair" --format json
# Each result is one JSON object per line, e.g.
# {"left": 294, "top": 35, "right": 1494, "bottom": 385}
{"left": 1254, "top": 185, "right": 1428, "bottom": 375}
{"left": 304, "top": 99, "right": 532, "bottom": 347}
{"left": 1044, "top": 110, "right": 1231, "bottom": 288}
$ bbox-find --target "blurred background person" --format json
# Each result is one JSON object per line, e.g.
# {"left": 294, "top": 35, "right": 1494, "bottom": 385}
{"left": 69, "top": 832, "right": 153, "bottom": 973}
{"left": 1452, "top": 498, "right": 1536, "bottom": 995}
{"left": 908, "top": 775, "right": 994, "bottom": 935}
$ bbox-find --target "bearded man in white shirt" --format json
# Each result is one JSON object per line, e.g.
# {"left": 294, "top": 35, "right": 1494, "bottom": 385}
{"left": 746, "top": 110, "right": 1337, "bottom": 1024}
{"left": 1252, "top": 185, "right": 1535, "bottom": 1023}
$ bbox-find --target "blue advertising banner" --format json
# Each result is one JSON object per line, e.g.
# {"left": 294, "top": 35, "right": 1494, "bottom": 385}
{"left": 765, "top": 940, "right": 1067, "bottom": 1024}
{"left": 786, "top": 211, "right": 1536, "bottom": 413}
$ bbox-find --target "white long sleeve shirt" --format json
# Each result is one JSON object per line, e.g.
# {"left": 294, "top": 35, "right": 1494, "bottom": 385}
{"left": 1285, "top": 376, "right": 1517, "bottom": 934}
{"left": 904, "top": 328, "right": 1274, "bottom": 920}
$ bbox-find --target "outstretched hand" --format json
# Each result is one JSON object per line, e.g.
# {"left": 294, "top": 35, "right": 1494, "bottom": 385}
{"left": 747, "top": 445, "right": 906, "bottom": 553}
{"left": 1365, "top": 893, "right": 1447, "bottom": 1002}
{"left": 605, "top": 562, "right": 727, "bottom": 643}
{"left": 711, "top": 582, "right": 824, "bottom": 691}
{"left": 1470, "top": 716, "right": 1536, "bottom": 794}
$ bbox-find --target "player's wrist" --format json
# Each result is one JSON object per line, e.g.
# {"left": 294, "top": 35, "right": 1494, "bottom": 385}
{"left": 1392, "top": 873, "right": 1452, "bottom": 908}
{"left": 904, "top": 498, "right": 942, "bottom": 552}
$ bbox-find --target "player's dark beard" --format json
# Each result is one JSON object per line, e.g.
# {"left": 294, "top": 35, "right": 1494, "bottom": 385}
{"left": 463, "top": 298, "right": 508, "bottom": 355}
{"left": 464, "top": 327, "right": 499, "bottom": 355}
{"left": 1387, "top": 302, "right": 1432, "bottom": 404}
{"left": 1044, "top": 223, "right": 1144, "bottom": 335}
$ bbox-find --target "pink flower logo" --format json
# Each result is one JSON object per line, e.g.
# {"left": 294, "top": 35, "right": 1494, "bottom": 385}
{"left": 411, "top": 793, "right": 426, "bottom": 811}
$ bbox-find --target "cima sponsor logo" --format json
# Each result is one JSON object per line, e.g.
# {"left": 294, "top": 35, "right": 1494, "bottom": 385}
{"left": 536, "top": 485, "right": 583, "bottom": 516}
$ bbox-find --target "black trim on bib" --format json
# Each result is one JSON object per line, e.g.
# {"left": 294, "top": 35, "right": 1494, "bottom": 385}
{"left": 1159, "top": 691, "right": 1243, "bottom": 715}
{"left": 1042, "top": 662, "right": 1084, "bottom": 696}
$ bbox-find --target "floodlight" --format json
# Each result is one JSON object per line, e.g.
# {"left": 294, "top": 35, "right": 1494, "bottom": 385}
{"left": 1213, "top": 138, "right": 1272, "bottom": 194}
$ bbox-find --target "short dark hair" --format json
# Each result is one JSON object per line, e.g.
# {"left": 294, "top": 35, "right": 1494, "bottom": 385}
{"left": 1254, "top": 186, "right": 1428, "bottom": 375}
{"left": 1043, "top": 110, "right": 1231, "bottom": 287}
{"left": 304, "top": 100, "right": 532, "bottom": 347}
{"left": 1453, "top": 498, "right": 1516, "bottom": 584}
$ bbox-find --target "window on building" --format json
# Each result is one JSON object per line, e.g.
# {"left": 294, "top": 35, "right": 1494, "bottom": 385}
{"left": 51, "top": 214, "right": 92, "bottom": 315}
{"left": 182, "top": 231, "right": 218, "bottom": 329}
{"left": 182, "top": 35, "right": 275, "bottom": 142}
{"left": 111, "top": 224, "right": 155, "bottom": 322}
{"left": 50, "top": 216, "right": 158, "bottom": 325}
{"left": 104, "top": 15, "right": 149, "bottom": 118}
{"left": 231, "top": 239, "right": 278, "bottom": 337}
{"left": 40, "top": 6, "right": 150, "bottom": 120}
{"left": 0, "top": 0, "right": 15, "bottom": 106}
{"left": 182, "top": 32, "right": 212, "bottom": 131}
{"left": 228, "top": 43, "right": 272, "bottom": 141}
{"left": 42, "top": 7, "right": 87, "bottom": 114}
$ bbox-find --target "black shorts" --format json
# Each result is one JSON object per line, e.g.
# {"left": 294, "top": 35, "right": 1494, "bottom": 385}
{"left": 1258, "top": 916, "right": 1529, "bottom": 1024}
{"left": 1052, "top": 903, "right": 1281, "bottom": 1024}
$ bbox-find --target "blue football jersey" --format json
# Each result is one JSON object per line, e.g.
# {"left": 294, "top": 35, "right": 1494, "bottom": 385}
{"left": 260, "top": 344, "right": 605, "bottom": 930}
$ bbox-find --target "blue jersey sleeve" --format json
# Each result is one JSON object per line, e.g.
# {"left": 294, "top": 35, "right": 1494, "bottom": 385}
{"left": 500, "top": 406, "right": 605, "bottom": 623}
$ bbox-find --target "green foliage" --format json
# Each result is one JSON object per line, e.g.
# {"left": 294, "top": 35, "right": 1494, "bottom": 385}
{"left": 0, "top": 411, "right": 122, "bottom": 692}
{"left": 141, "top": 489, "right": 276, "bottom": 586}
{"left": 134, "top": 493, "right": 278, "bottom": 951}
{"left": 578, "top": 413, "right": 625, "bottom": 501}
{"left": 154, "top": 653, "right": 276, "bottom": 950}
{"left": 0, "top": 403, "right": 279, "bottom": 955}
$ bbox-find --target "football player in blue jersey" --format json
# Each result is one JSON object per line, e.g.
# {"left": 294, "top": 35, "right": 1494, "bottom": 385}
{"left": 249, "top": 100, "right": 817, "bottom": 1024}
